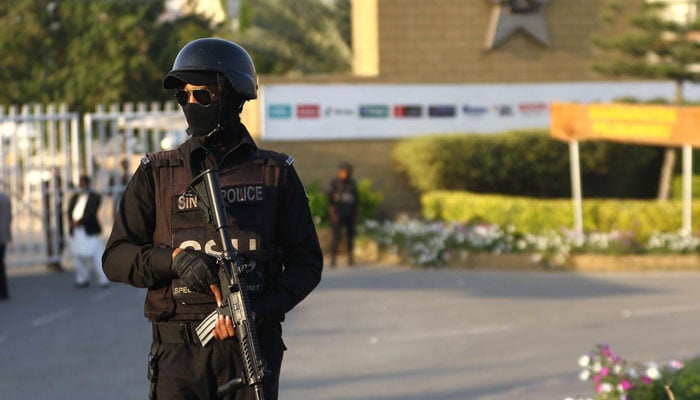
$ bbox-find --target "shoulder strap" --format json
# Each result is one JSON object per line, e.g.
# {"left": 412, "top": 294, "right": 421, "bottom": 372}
{"left": 145, "top": 150, "right": 183, "bottom": 168}
{"left": 254, "top": 149, "right": 292, "bottom": 186}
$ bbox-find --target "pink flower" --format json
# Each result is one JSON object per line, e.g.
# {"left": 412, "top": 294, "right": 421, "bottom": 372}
{"left": 600, "top": 367, "right": 609, "bottom": 376}
{"left": 619, "top": 379, "right": 633, "bottom": 391}
{"left": 668, "top": 360, "right": 684, "bottom": 370}
{"left": 642, "top": 376, "right": 652, "bottom": 384}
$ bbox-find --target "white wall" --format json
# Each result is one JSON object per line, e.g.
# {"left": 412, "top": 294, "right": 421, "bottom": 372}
{"left": 260, "top": 81, "right": 700, "bottom": 141}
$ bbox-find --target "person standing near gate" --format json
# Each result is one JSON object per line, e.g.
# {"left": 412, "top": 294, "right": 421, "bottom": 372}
{"left": 327, "top": 161, "right": 359, "bottom": 267}
{"left": 0, "top": 186, "right": 11, "bottom": 300}
{"left": 102, "top": 38, "right": 322, "bottom": 400}
{"left": 68, "top": 174, "right": 109, "bottom": 288}
{"left": 43, "top": 168, "right": 65, "bottom": 272}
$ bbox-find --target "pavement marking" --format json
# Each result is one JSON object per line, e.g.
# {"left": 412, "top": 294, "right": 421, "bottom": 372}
{"left": 32, "top": 309, "right": 71, "bottom": 327}
{"left": 368, "top": 323, "right": 513, "bottom": 345}
{"left": 622, "top": 303, "right": 700, "bottom": 318}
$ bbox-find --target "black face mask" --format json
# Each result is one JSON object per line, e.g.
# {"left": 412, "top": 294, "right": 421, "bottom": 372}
{"left": 182, "top": 101, "right": 222, "bottom": 138}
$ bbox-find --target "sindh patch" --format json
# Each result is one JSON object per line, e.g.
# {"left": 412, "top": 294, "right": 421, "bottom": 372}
{"left": 173, "top": 190, "right": 199, "bottom": 213}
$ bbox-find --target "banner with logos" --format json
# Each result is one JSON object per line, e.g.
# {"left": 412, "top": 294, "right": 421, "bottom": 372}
{"left": 550, "top": 102, "right": 700, "bottom": 147}
{"left": 260, "top": 82, "right": 700, "bottom": 141}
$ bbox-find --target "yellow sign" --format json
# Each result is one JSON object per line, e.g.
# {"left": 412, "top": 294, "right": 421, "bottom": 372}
{"left": 550, "top": 102, "right": 700, "bottom": 147}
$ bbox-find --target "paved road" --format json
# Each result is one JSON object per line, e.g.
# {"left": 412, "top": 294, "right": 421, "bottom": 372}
{"left": 1, "top": 265, "right": 699, "bottom": 400}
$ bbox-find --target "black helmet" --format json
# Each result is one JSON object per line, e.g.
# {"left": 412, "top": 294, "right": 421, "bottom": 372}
{"left": 163, "top": 38, "right": 257, "bottom": 100}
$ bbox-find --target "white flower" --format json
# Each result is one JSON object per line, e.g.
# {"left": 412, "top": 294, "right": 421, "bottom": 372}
{"left": 578, "top": 369, "right": 591, "bottom": 381}
{"left": 598, "top": 383, "right": 613, "bottom": 393}
{"left": 645, "top": 363, "right": 661, "bottom": 380}
{"left": 578, "top": 355, "right": 591, "bottom": 367}
{"left": 592, "top": 361, "right": 602, "bottom": 373}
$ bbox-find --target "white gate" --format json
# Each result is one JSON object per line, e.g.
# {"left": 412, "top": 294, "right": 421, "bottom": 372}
{"left": 2, "top": 102, "right": 186, "bottom": 270}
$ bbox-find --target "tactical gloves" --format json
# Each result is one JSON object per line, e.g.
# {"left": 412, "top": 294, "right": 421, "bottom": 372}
{"left": 171, "top": 249, "right": 219, "bottom": 294}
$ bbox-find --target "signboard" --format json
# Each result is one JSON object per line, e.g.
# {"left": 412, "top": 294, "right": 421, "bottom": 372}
{"left": 260, "top": 81, "right": 700, "bottom": 141}
{"left": 549, "top": 101, "right": 700, "bottom": 237}
{"left": 550, "top": 102, "right": 700, "bottom": 147}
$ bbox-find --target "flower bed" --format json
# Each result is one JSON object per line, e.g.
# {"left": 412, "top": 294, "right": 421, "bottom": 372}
{"left": 359, "top": 219, "right": 700, "bottom": 270}
{"left": 568, "top": 343, "right": 699, "bottom": 400}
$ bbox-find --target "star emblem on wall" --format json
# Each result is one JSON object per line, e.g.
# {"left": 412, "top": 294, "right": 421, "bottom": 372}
{"left": 484, "top": 0, "right": 551, "bottom": 50}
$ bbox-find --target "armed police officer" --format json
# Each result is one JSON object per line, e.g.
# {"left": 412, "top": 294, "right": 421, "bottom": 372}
{"left": 102, "top": 38, "right": 323, "bottom": 400}
{"left": 327, "top": 162, "right": 358, "bottom": 267}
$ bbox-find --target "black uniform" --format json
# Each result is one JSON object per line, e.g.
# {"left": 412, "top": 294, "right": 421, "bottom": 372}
{"left": 328, "top": 176, "right": 358, "bottom": 266}
{"left": 102, "top": 125, "right": 323, "bottom": 400}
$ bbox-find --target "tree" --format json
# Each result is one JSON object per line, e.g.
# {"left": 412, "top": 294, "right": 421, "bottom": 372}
{"left": 592, "top": 0, "right": 700, "bottom": 201}
{"left": 0, "top": 0, "right": 351, "bottom": 111}
{"left": 234, "top": 0, "right": 352, "bottom": 75}
{"left": 0, "top": 0, "right": 219, "bottom": 112}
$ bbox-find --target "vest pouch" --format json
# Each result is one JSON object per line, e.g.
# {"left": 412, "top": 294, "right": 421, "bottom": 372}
{"left": 171, "top": 278, "right": 217, "bottom": 305}
{"left": 171, "top": 278, "right": 217, "bottom": 321}
{"left": 145, "top": 284, "right": 177, "bottom": 321}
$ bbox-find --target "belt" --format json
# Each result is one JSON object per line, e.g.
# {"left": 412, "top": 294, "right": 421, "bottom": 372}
{"left": 152, "top": 321, "right": 202, "bottom": 345}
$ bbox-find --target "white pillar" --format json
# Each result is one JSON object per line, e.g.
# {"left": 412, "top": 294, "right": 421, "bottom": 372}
{"left": 569, "top": 140, "right": 583, "bottom": 237}
{"left": 682, "top": 144, "right": 692, "bottom": 235}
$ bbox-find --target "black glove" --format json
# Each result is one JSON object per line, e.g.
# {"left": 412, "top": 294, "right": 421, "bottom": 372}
{"left": 171, "top": 249, "right": 219, "bottom": 294}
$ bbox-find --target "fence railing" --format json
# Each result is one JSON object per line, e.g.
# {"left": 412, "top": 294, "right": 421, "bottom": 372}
{"left": 1, "top": 102, "right": 186, "bottom": 269}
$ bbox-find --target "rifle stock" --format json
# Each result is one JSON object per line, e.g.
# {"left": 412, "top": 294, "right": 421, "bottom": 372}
{"left": 191, "top": 168, "right": 266, "bottom": 400}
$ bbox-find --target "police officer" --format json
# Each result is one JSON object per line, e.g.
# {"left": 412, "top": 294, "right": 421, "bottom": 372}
{"left": 102, "top": 38, "right": 323, "bottom": 400}
{"left": 327, "top": 162, "right": 359, "bottom": 267}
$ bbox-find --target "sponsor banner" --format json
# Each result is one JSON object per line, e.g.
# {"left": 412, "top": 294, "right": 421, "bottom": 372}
{"left": 519, "top": 102, "right": 548, "bottom": 114}
{"left": 268, "top": 104, "right": 292, "bottom": 119}
{"left": 394, "top": 105, "right": 422, "bottom": 117}
{"left": 550, "top": 102, "right": 700, "bottom": 147}
{"left": 462, "top": 105, "right": 489, "bottom": 117}
{"left": 428, "top": 105, "right": 457, "bottom": 117}
{"left": 493, "top": 104, "right": 514, "bottom": 117}
{"left": 296, "top": 104, "right": 320, "bottom": 118}
{"left": 359, "top": 105, "right": 389, "bottom": 118}
{"left": 260, "top": 82, "right": 700, "bottom": 140}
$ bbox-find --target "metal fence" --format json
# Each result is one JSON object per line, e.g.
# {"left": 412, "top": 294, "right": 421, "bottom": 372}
{"left": 1, "top": 102, "right": 186, "bottom": 269}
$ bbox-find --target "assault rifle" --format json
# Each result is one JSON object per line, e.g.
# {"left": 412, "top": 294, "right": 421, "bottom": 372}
{"left": 189, "top": 168, "right": 266, "bottom": 400}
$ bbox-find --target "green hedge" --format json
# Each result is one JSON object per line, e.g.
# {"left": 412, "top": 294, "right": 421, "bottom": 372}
{"left": 629, "top": 356, "right": 700, "bottom": 400}
{"left": 392, "top": 130, "right": 663, "bottom": 198}
{"left": 422, "top": 190, "right": 699, "bottom": 241}
{"left": 671, "top": 175, "right": 700, "bottom": 200}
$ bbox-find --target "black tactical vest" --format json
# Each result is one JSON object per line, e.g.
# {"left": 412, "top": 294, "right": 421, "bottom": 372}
{"left": 143, "top": 147, "right": 289, "bottom": 321}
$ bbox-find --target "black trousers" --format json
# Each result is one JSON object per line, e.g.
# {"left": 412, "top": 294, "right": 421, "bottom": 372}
{"left": 330, "top": 220, "right": 355, "bottom": 264}
{"left": 152, "top": 325, "right": 285, "bottom": 400}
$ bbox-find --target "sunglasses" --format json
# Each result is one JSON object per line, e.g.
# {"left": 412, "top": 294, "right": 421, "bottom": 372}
{"left": 174, "top": 88, "right": 217, "bottom": 107}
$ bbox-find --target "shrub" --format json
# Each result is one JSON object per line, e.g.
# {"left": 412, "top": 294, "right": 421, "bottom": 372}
{"left": 629, "top": 356, "right": 700, "bottom": 400}
{"left": 392, "top": 130, "right": 663, "bottom": 198}
{"left": 671, "top": 174, "right": 700, "bottom": 200}
{"left": 306, "top": 181, "right": 329, "bottom": 226}
{"left": 422, "top": 190, "right": 700, "bottom": 242}
{"left": 572, "top": 343, "right": 686, "bottom": 400}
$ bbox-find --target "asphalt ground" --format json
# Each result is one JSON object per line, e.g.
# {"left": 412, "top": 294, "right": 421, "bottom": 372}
{"left": 1, "top": 264, "right": 699, "bottom": 400}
